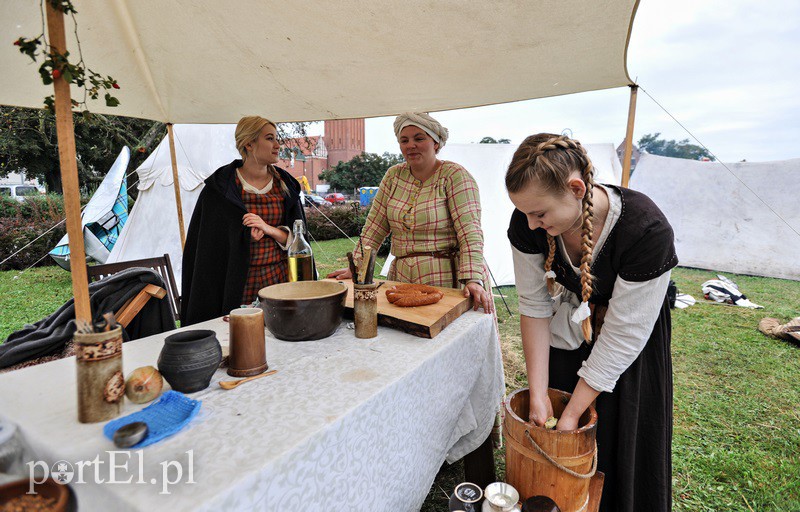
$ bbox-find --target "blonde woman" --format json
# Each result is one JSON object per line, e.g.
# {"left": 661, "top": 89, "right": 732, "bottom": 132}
{"left": 506, "top": 133, "right": 677, "bottom": 511}
{"left": 182, "top": 116, "right": 310, "bottom": 325}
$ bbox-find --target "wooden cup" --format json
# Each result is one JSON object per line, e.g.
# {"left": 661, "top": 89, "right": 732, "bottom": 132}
{"left": 353, "top": 282, "right": 379, "bottom": 339}
{"left": 228, "top": 308, "right": 268, "bottom": 377}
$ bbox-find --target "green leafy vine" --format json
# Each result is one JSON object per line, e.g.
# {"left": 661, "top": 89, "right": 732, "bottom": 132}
{"left": 13, "top": 0, "right": 120, "bottom": 113}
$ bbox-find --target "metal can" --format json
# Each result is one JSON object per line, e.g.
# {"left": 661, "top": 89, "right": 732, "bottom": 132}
{"left": 449, "top": 481, "right": 484, "bottom": 512}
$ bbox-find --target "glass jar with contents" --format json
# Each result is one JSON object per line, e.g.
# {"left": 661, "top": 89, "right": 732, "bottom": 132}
{"left": 287, "top": 219, "right": 315, "bottom": 281}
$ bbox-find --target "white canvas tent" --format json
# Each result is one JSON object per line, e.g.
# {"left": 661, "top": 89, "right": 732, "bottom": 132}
{"left": 630, "top": 153, "right": 800, "bottom": 281}
{"left": 1, "top": 2, "right": 638, "bottom": 123}
{"left": 381, "top": 143, "right": 623, "bottom": 286}
{"left": 107, "top": 125, "right": 240, "bottom": 289}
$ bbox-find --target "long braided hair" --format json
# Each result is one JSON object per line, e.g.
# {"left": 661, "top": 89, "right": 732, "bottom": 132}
{"left": 505, "top": 134, "right": 596, "bottom": 342}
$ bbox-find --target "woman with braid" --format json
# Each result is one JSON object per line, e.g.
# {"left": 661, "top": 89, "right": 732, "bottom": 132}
{"left": 505, "top": 133, "right": 677, "bottom": 512}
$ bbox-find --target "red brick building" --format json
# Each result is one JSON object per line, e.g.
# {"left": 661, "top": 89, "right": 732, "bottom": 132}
{"left": 278, "top": 119, "right": 365, "bottom": 192}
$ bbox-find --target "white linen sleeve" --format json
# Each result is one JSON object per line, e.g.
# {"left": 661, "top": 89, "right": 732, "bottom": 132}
{"left": 276, "top": 226, "right": 292, "bottom": 251}
{"left": 512, "top": 247, "right": 553, "bottom": 318}
{"left": 577, "top": 271, "right": 671, "bottom": 392}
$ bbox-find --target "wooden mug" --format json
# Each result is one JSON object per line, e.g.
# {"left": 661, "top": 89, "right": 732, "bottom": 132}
{"left": 353, "top": 282, "right": 379, "bottom": 339}
{"left": 228, "top": 308, "right": 268, "bottom": 377}
{"left": 75, "top": 326, "right": 124, "bottom": 423}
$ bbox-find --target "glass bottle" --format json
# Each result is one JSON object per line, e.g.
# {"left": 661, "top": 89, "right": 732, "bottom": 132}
{"left": 287, "top": 219, "right": 314, "bottom": 282}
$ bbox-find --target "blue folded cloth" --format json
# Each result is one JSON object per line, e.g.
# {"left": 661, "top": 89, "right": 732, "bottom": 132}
{"left": 104, "top": 391, "right": 201, "bottom": 448}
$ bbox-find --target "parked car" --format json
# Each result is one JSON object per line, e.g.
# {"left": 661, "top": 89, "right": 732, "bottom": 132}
{"left": 324, "top": 192, "right": 346, "bottom": 204}
{"left": 0, "top": 184, "right": 42, "bottom": 202}
{"left": 302, "top": 193, "right": 329, "bottom": 208}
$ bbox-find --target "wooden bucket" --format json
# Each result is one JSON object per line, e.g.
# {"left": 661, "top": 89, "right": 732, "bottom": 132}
{"left": 503, "top": 388, "right": 598, "bottom": 512}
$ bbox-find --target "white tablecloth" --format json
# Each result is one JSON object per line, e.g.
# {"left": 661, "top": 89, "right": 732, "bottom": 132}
{"left": 0, "top": 312, "right": 504, "bottom": 511}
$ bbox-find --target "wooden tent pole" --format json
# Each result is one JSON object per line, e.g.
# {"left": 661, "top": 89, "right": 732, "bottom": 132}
{"left": 45, "top": 3, "right": 91, "bottom": 322}
{"left": 621, "top": 84, "right": 639, "bottom": 188}
{"left": 166, "top": 124, "right": 186, "bottom": 248}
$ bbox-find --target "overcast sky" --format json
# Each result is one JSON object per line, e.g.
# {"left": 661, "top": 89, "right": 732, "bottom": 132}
{"left": 312, "top": 0, "right": 800, "bottom": 163}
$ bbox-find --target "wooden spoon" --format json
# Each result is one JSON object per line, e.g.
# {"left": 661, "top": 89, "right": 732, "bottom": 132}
{"left": 219, "top": 369, "right": 278, "bottom": 390}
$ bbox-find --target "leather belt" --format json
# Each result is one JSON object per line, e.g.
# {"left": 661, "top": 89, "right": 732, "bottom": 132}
{"left": 394, "top": 249, "right": 459, "bottom": 288}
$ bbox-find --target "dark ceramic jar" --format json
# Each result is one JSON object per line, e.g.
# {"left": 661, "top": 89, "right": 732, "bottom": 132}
{"left": 522, "top": 496, "right": 561, "bottom": 512}
{"left": 158, "top": 330, "right": 222, "bottom": 393}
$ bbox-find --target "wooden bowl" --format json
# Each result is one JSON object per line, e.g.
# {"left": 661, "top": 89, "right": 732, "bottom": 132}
{"left": 0, "top": 478, "right": 68, "bottom": 512}
{"left": 258, "top": 281, "right": 347, "bottom": 341}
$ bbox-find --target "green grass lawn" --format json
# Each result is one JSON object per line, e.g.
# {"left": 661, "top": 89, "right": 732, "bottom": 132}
{"left": 1, "top": 240, "right": 799, "bottom": 510}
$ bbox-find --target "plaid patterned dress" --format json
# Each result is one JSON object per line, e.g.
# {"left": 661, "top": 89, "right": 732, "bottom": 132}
{"left": 238, "top": 175, "right": 288, "bottom": 304}
{"left": 358, "top": 161, "right": 486, "bottom": 288}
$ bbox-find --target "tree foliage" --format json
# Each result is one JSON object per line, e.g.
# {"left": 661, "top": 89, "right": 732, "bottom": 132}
{"left": 637, "top": 133, "right": 715, "bottom": 161}
{"left": 0, "top": 107, "right": 312, "bottom": 196}
{"left": 319, "top": 152, "right": 404, "bottom": 192}
{"left": 0, "top": 106, "right": 163, "bottom": 193}
{"left": 479, "top": 136, "right": 511, "bottom": 144}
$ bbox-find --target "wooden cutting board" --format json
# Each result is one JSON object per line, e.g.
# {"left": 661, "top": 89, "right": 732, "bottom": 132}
{"left": 327, "top": 279, "right": 473, "bottom": 339}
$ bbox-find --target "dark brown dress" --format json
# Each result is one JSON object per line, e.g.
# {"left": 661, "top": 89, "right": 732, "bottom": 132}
{"left": 507, "top": 185, "right": 678, "bottom": 512}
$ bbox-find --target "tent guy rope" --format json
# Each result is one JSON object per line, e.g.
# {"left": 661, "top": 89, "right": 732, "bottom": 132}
{"left": 639, "top": 84, "right": 800, "bottom": 240}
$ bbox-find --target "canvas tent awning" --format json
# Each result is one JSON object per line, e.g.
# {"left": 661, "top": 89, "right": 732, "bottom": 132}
{"left": 1, "top": 1, "right": 641, "bottom": 326}
{"left": 1, "top": 1, "right": 637, "bottom": 123}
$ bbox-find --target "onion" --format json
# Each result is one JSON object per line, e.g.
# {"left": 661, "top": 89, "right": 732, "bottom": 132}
{"left": 124, "top": 366, "right": 163, "bottom": 404}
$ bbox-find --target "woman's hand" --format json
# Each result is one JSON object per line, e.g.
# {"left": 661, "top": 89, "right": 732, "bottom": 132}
{"left": 327, "top": 268, "right": 352, "bottom": 280}
{"left": 250, "top": 227, "right": 264, "bottom": 241}
{"left": 528, "top": 389, "right": 554, "bottom": 427}
{"left": 555, "top": 412, "right": 580, "bottom": 431}
{"left": 464, "top": 282, "right": 494, "bottom": 314}
{"left": 520, "top": 316, "right": 554, "bottom": 425}
{"left": 242, "top": 213, "right": 271, "bottom": 237}
{"left": 556, "top": 379, "right": 600, "bottom": 431}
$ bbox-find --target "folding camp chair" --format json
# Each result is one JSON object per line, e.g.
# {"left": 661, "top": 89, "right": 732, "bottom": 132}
{"left": 87, "top": 253, "right": 181, "bottom": 325}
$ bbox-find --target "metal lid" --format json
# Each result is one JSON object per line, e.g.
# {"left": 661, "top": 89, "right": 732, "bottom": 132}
{"left": 454, "top": 482, "right": 483, "bottom": 503}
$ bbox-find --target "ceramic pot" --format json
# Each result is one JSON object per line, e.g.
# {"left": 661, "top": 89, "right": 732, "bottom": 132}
{"left": 158, "top": 330, "right": 222, "bottom": 393}
{"left": 258, "top": 281, "right": 347, "bottom": 341}
{"left": 0, "top": 478, "right": 68, "bottom": 512}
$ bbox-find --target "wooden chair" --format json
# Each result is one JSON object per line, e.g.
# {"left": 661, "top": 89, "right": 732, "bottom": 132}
{"left": 87, "top": 254, "right": 181, "bottom": 325}
{"left": 2, "top": 254, "right": 181, "bottom": 373}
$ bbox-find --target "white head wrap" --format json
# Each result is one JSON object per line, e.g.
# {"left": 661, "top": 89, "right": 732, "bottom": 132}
{"left": 393, "top": 112, "right": 449, "bottom": 150}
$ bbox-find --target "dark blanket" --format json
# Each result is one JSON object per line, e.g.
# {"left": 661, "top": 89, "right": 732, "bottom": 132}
{"left": 0, "top": 268, "right": 176, "bottom": 369}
